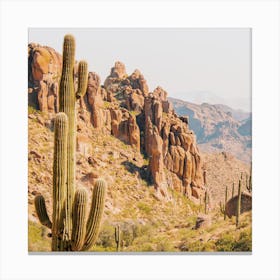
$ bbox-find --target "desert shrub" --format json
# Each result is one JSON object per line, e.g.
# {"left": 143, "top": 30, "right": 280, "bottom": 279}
{"left": 156, "top": 239, "right": 174, "bottom": 252}
{"left": 233, "top": 229, "right": 252, "bottom": 251}
{"left": 215, "top": 228, "right": 252, "bottom": 252}
{"left": 95, "top": 223, "right": 115, "bottom": 248}
{"left": 215, "top": 234, "right": 236, "bottom": 251}
{"left": 28, "top": 105, "right": 39, "bottom": 115}
{"left": 28, "top": 221, "right": 51, "bottom": 252}
{"left": 137, "top": 202, "right": 152, "bottom": 215}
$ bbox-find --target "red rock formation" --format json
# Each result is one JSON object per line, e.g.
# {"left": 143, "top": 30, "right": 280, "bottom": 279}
{"left": 28, "top": 50, "right": 204, "bottom": 201}
{"left": 28, "top": 43, "right": 62, "bottom": 112}
{"left": 110, "top": 108, "right": 140, "bottom": 151}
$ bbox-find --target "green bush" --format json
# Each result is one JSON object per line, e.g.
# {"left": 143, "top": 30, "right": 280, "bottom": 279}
{"left": 28, "top": 221, "right": 51, "bottom": 252}
{"left": 28, "top": 105, "right": 39, "bottom": 115}
{"left": 233, "top": 229, "right": 252, "bottom": 251}
{"left": 137, "top": 202, "right": 152, "bottom": 215}
{"left": 95, "top": 223, "right": 115, "bottom": 248}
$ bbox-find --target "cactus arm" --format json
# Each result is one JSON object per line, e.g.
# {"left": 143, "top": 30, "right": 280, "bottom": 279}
{"left": 76, "top": 60, "right": 88, "bottom": 99}
{"left": 34, "top": 195, "right": 52, "bottom": 229}
{"left": 82, "top": 179, "right": 106, "bottom": 251}
{"left": 71, "top": 189, "right": 88, "bottom": 251}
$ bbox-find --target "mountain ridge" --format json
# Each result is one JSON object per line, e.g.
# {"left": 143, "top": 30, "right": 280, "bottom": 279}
{"left": 168, "top": 97, "right": 252, "bottom": 163}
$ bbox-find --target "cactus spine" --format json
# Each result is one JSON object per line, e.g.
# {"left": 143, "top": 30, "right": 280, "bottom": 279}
{"left": 115, "top": 225, "right": 121, "bottom": 252}
{"left": 34, "top": 35, "right": 106, "bottom": 251}
{"left": 236, "top": 179, "right": 242, "bottom": 228}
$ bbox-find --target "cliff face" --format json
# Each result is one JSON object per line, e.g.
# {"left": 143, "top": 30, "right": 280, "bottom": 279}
{"left": 28, "top": 44, "right": 204, "bottom": 201}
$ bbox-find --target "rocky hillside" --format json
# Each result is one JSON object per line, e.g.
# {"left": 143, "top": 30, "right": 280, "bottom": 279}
{"left": 201, "top": 152, "right": 250, "bottom": 207}
{"left": 169, "top": 97, "right": 252, "bottom": 163}
{"left": 28, "top": 40, "right": 251, "bottom": 252}
{"left": 28, "top": 43, "right": 206, "bottom": 201}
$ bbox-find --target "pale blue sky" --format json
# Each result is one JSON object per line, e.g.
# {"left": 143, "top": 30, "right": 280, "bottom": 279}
{"left": 29, "top": 28, "right": 251, "bottom": 112}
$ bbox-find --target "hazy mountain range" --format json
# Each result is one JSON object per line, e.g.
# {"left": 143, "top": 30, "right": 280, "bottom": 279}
{"left": 172, "top": 91, "right": 251, "bottom": 113}
{"left": 169, "top": 97, "right": 252, "bottom": 163}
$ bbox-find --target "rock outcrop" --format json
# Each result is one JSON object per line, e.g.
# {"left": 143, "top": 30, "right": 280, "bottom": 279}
{"left": 28, "top": 43, "right": 62, "bottom": 113}
{"left": 28, "top": 44, "right": 205, "bottom": 201}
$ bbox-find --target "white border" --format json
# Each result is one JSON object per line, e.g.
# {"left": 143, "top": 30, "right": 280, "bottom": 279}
{"left": 1, "top": 1, "right": 279, "bottom": 279}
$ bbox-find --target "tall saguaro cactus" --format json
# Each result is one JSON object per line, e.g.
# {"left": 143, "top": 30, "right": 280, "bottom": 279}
{"left": 58, "top": 34, "right": 88, "bottom": 238}
{"left": 35, "top": 35, "right": 106, "bottom": 251}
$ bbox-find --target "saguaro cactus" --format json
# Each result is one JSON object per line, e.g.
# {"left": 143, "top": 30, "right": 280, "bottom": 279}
{"left": 204, "top": 190, "right": 208, "bottom": 214}
{"left": 236, "top": 179, "right": 242, "bottom": 228}
{"left": 219, "top": 186, "right": 228, "bottom": 220}
{"left": 115, "top": 225, "right": 121, "bottom": 252}
{"left": 35, "top": 113, "right": 107, "bottom": 251}
{"left": 59, "top": 34, "right": 88, "bottom": 238}
{"left": 231, "top": 182, "right": 235, "bottom": 198}
{"left": 34, "top": 35, "right": 105, "bottom": 251}
{"left": 246, "top": 173, "right": 252, "bottom": 193}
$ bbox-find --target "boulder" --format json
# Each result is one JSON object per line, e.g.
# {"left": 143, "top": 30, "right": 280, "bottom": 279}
{"left": 225, "top": 192, "right": 252, "bottom": 218}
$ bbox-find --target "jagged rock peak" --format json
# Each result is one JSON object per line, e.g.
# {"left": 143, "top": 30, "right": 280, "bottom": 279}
{"left": 109, "top": 61, "right": 127, "bottom": 79}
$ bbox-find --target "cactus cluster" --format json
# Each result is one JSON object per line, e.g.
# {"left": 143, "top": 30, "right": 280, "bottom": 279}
{"left": 34, "top": 35, "right": 106, "bottom": 251}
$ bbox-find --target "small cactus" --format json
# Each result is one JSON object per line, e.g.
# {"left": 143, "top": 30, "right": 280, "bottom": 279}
{"left": 204, "top": 190, "right": 208, "bottom": 214}
{"left": 236, "top": 179, "right": 242, "bottom": 228}
{"left": 246, "top": 172, "right": 252, "bottom": 193}
{"left": 219, "top": 186, "right": 228, "bottom": 220}
{"left": 203, "top": 170, "right": 207, "bottom": 186}
{"left": 115, "top": 225, "right": 121, "bottom": 252}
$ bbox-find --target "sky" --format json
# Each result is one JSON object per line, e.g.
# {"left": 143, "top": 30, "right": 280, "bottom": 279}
{"left": 29, "top": 28, "right": 251, "bottom": 112}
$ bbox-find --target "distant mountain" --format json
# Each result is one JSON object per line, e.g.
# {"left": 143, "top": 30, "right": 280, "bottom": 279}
{"left": 169, "top": 97, "right": 252, "bottom": 163}
{"left": 214, "top": 104, "right": 251, "bottom": 122}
